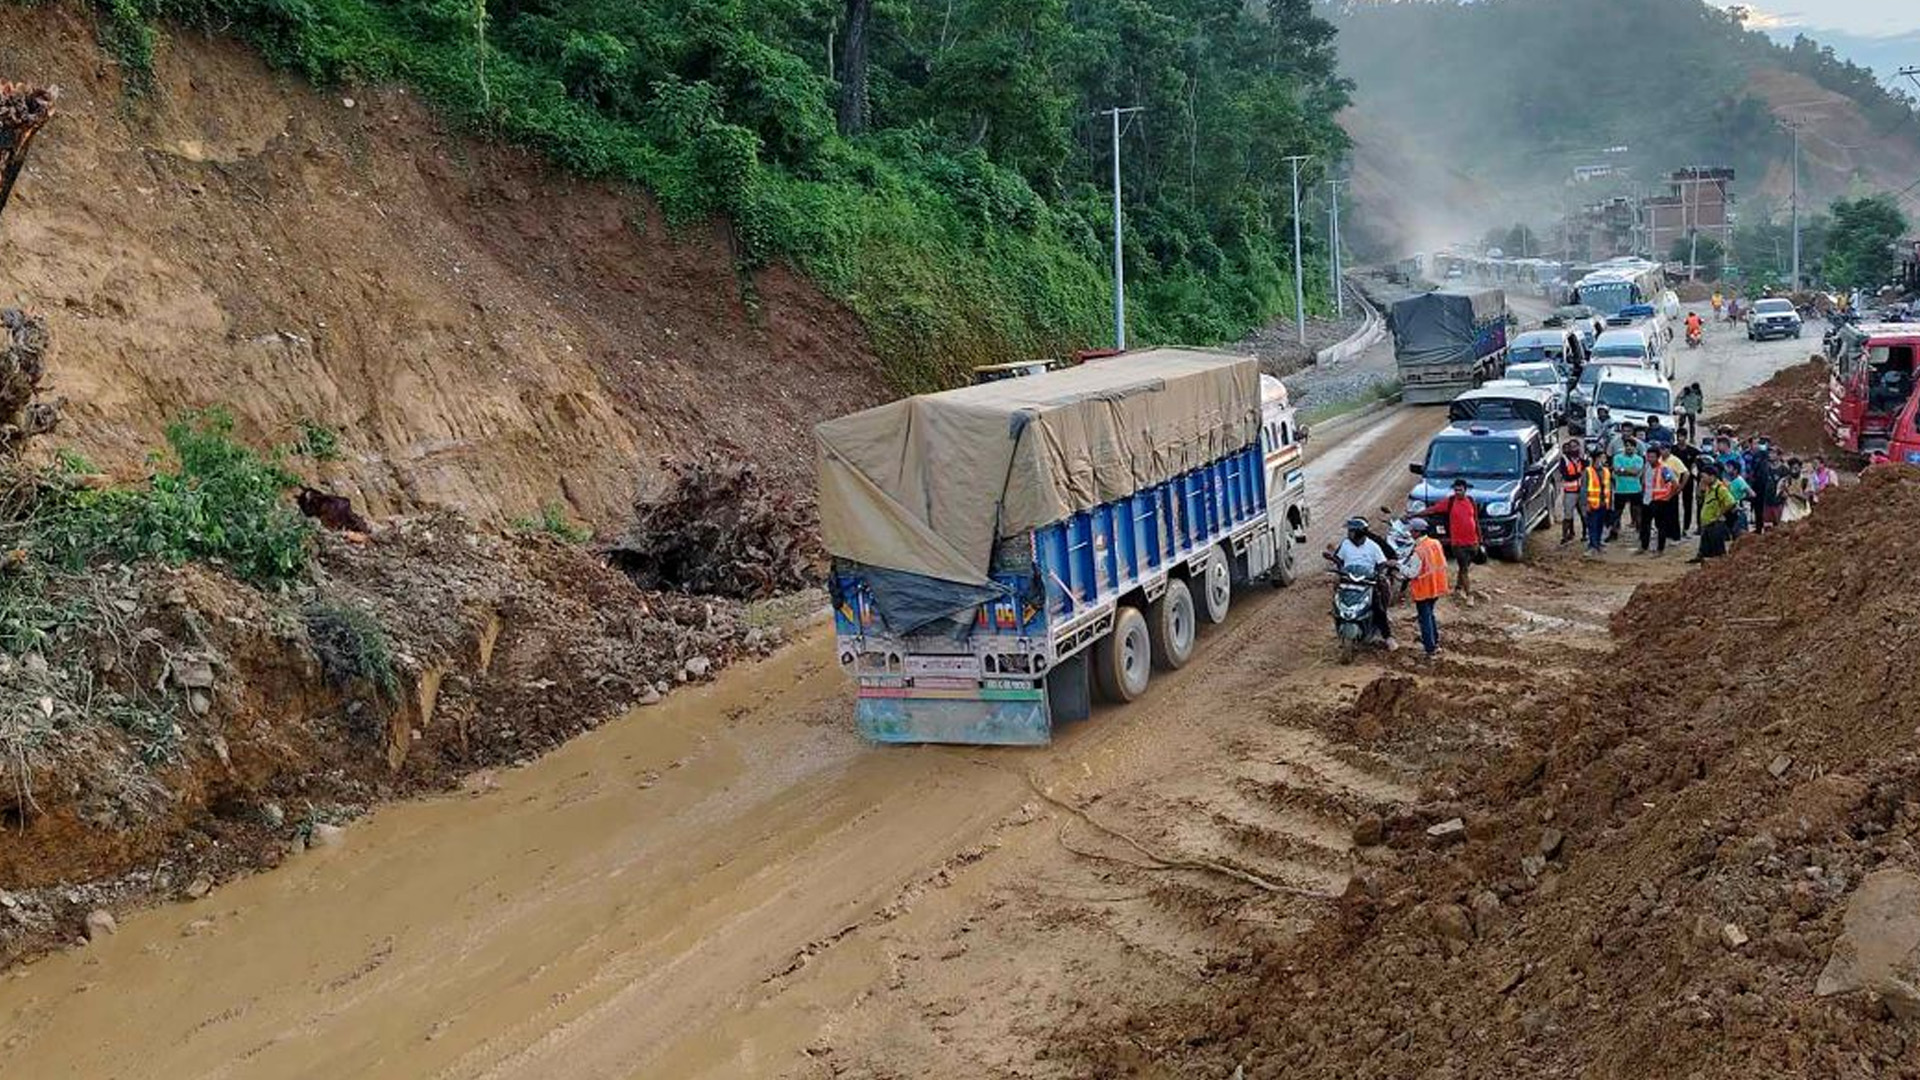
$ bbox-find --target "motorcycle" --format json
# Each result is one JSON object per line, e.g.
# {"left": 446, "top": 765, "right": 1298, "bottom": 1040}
{"left": 1686, "top": 325, "right": 1703, "bottom": 349}
{"left": 1325, "top": 553, "right": 1389, "bottom": 661}
{"left": 1375, "top": 507, "right": 1419, "bottom": 605}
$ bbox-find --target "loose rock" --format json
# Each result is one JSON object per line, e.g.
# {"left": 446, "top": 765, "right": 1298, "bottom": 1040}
{"left": 84, "top": 909, "right": 117, "bottom": 941}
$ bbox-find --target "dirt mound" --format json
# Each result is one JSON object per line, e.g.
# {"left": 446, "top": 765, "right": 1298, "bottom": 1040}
{"left": 1077, "top": 467, "right": 1920, "bottom": 1078}
{"left": 0, "top": 4, "right": 882, "bottom": 527}
{"left": 1709, "top": 356, "right": 1831, "bottom": 455}
{"left": 603, "top": 453, "right": 820, "bottom": 600}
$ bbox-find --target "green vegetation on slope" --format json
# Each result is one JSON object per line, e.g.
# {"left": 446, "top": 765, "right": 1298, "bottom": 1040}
{"left": 72, "top": 0, "right": 1352, "bottom": 388}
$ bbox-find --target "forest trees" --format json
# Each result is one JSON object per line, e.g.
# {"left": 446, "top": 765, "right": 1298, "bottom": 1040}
{"left": 1822, "top": 195, "right": 1908, "bottom": 291}
{"left": 105, "top": 0, "right": 1351, "bottom": 385}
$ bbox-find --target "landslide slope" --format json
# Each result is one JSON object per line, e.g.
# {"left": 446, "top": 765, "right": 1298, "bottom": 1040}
{"left": 0, "top": 3, "right": 882, "bottom": 527}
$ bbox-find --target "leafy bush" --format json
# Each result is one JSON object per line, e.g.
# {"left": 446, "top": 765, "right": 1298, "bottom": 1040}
{"left": 511, "top": 501, "right": 591, "bottom": 543}
{"left": 303, "top": 601, "right": 400, "bottom": 700}
{"left": 289, "top": 418, "right": 343, "bottom": 461}
{"left": 30, "top": 408, "right": 313, "bottom": 584}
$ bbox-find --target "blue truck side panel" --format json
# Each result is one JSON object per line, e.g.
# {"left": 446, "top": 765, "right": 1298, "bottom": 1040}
{"left": 835, "top": 441, "right": 1269, "bottom": 745}
{"left": 1033, "top": 443, "right": 1265, "bottom": 619}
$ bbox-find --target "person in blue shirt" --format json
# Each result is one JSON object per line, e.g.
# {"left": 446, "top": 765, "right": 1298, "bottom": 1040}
{"left": 1610, "top": 436, "right": 1646, "bottom": 543}
{"left": 1643, "top": 415, "right": 1675, "bottom": 449}
{"left": 1725, "top": 460, "right": 1753, "bottom": 537}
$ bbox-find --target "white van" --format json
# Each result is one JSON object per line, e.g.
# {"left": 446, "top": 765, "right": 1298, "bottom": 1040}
{"left": 1591, "top": 326, "right": 1673, "bottom": 380}
{"left": 1592, "top": 366, "right": 1677, "bottom": 438}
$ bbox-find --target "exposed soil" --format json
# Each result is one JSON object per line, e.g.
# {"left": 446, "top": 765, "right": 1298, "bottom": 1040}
{"left": 1709, "top": 355, "right": 1834, "bottom": 456}
{"left": 0, "top": 513, "right": 804, "bottom": 966}
{"left": 0, "top": 3, "right": 883, "bottom": 529}
{"left": 1067, "top": 469, "right": 1920, "bottom": 1080}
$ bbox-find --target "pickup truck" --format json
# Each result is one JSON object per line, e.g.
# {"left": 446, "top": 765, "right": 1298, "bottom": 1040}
{"left": 817, "top": 348, "right": 1310, "bottom": 746}
{"left": 1390, "top": 288, "right": 1510, "bottom": 405}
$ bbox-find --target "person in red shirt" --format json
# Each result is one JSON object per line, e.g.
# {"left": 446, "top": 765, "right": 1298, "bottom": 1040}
{"left": 1425, "top": 478, "right": 1482, "bottom": 605}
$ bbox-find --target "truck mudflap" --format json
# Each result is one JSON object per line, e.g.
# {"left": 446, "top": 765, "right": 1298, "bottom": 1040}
{"left": 855, "top": 686, "right": 1051, "bottom": 746}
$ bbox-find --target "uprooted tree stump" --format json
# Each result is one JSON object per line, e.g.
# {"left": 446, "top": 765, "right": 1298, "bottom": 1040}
{"left": 603, "top": 453, "right": 820, "bottom": 600}
{"left": 0, "top": 81, "right": 57, "bottom": 223}
{"left": 0, "top": 309, "right": 59, "bottom": 456}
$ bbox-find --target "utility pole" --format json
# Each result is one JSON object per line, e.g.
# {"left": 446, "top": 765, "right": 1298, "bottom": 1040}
{"left": 1788, "top": 122, "right": 1802, "bottom": 290}
{"left": 1098, "top": 106, "right": 1143, "bottom": 351}
{"left": 1327, "top": 176, "right": 1345, "bottom": 320}
{"left": 1285, "top": 154, "right": 1312, "bottom": 346}
{"left": 1900, "top": 66, "right": 1920, "bottom": 93}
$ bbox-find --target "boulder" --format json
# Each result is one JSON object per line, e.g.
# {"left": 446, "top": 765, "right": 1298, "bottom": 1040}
{"left": 1816, "top": 869, "right": 1920, "bottom": 1018}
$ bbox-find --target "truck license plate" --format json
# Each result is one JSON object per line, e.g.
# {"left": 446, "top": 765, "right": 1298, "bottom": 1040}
{"left": 906, "top": 655, "right": 981, "bottom": 678}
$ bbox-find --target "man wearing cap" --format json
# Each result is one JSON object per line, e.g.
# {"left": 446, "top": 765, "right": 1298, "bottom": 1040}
{"left": 1406, "top": 518, "right": 1449, "bottom": 658}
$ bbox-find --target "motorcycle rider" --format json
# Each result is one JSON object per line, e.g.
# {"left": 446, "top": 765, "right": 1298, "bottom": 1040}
{"left": 1327, "top": 517, "right": 1397, "bottom": 649}
{"left": 1685, "top": 310, "right": 1704, "bottom": 346}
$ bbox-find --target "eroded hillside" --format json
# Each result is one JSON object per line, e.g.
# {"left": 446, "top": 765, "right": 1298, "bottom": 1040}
{"left": 0, "top": 3, "right": 883, "bottom": 527}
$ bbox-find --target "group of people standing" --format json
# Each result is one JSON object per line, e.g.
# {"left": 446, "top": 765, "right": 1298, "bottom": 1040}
{"left": 1557, "top": 413, "right": 1840, "bottom": 562}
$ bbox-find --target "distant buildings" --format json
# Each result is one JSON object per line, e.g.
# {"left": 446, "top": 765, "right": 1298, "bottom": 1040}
{"left": 1644, "top": 167, "right": 1736, "bottom": 260}
{"left": 1558, "top": 166, "right": 1737, "bottom": 268}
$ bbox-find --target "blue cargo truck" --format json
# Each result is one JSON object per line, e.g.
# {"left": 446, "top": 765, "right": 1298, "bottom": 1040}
{"left": 1390, "top": 287, "right": 1510, "bottom": 405}
{"left": 816, "top": 348, "right": 1309, "bottom": 746}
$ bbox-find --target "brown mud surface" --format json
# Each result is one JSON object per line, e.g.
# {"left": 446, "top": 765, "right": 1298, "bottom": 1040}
{"left": 1709, "top": 355, "right": 1832, "bottom": 456}
{"left": 1065, "top": 469, "right": 1920, "bottom": 1079}
{"left": 0, "top": 514, "right": 800, "bottom": 967}
{"left": 0, "top": 3, "right": 882, "bottom": 528}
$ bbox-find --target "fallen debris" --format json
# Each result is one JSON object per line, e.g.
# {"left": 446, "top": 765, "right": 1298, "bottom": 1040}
{"left": 604, "top": 453, "right": 820, "bottom": 600}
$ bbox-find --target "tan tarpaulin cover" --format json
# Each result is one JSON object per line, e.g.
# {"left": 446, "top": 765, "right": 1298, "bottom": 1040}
{"left": 816, "top": 348, "right": 1261, "bottom": 585}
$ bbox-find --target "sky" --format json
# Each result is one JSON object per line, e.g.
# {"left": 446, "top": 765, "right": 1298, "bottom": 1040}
{"left": 1741, "top": 2, "right": 1920, "bottom": 84}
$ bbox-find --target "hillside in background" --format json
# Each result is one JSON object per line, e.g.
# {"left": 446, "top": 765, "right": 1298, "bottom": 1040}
{"left": 1330, "top": 0, "right": 1920, "bottom": 257}
{"left": 0, "top": 3, "right": 883, "bottom": 527}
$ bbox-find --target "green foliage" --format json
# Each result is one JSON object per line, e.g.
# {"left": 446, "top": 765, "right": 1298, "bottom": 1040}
{"left": 1732, "top": 214, "right": 1829, "bottom": 286}
{"left": 289, "top": 418, "right": 343, "bottom": 461}
{"left": 302, "top": 601, "right": 400, "bottom": 700}
{"left": 1821, "top": 194, "right": 1908, "bottom": 291}
{"left": 63, "top": 0, "right": 1349, "bottom": 385}
{"left": 1668, "top": 234, "right": 1726, "bottom": 279}
{"left": 97, "top": 0, "right": 160, "bottom": 92}
{"left": 511, "top": 501, "right": 591, "bottom": 543}
{"left": 30, "top": 408, "right": 313, "bottom": 584}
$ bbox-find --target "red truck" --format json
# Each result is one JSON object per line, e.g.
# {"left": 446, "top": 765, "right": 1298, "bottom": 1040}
{"left": 1826, "top": 324, "right": 1920, "bottom": 454}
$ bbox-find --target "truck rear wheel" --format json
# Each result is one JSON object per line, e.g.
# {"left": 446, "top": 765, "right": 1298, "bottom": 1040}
{"left": 1273, "top": 533, "right": 1298, "bottom": 587}
{"left": 1149, "top": 579, "right": 1197, "bottom": 671}
{"left": 1199, "top": 544, "right": 1233, "bottom": 623}
{"left": 1093, "top": 605, "right": 1152, "bottom": 703}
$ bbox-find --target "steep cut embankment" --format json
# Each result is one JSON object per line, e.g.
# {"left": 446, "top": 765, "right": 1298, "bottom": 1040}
{"left": 0, "top": 3, "right": 883, "bottom": 527}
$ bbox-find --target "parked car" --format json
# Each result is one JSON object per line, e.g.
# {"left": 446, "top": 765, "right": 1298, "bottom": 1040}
{"left": 1407, "top": 421, "right": 1558, "bottom": 562}
{"left": 1504, "top": 362, "right": 1569, "bottom": 421}
{"left": 1749, "top": 297, "right": 1804, "bottom": 341}
{"left": 1568, "top": 356, "right": 1651, "bottom": 434}
{"left": 1508, "top": 327, "right": 1587, "bottom": 374}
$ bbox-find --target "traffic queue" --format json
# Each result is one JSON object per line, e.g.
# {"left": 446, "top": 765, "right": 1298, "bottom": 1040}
{"left": 1327, "top": 297, "right": 1839, "bottom": 662}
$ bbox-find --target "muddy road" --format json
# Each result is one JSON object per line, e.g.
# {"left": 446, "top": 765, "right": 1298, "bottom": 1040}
{"left": 0, "top": 312, "right": 1811, "bottom": 1079}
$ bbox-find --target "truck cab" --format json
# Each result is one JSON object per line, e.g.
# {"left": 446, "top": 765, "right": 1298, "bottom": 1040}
{"left": 1406, "top": 423, "right": 1558, "bottom": 561}
{"left": 1826, "top": 325, "right": 1920, "bottom": 453}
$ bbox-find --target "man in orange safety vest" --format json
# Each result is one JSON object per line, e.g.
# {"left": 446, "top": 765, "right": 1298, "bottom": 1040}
{"left": 1581, "top": 446, "right": 1613, "bottom": 558}
{"left": 1407, "top": 518, "right": 1449, "bottom": 658}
